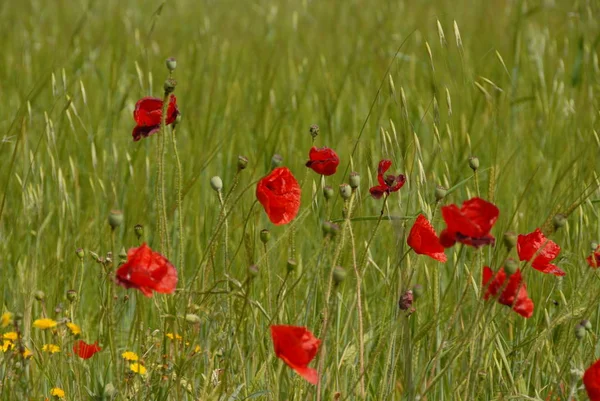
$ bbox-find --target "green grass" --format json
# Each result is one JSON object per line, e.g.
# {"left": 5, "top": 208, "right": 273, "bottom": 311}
{"left": 1, "top": 0, "right": 599, "bottom": 399}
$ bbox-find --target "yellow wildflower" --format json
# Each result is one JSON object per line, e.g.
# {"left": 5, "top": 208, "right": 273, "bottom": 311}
{"left": 129, "top": 362, "right": 147, "bottom": 375}
{"left": 22, "top": 348, "right": 33, "bottom": 358}
{"left": 1, "top": 340, "right": 13, "bottom": 352}
{"left": 3, "top": 332, "right": 17, "bottom": 341}
{"left": 42, "top": 344, "right": 60, "bottom": 354}
{"left": 1, "top": 312, "right": 12, "bottom": 328}
{"left": 33, "top": 318, "right": 58, "bottom": 330}
{"left": 121, "top": 351, "right": 139, "bottom": 361}
{"left": 166, "top": 333, "right": 182, "bottom": 341}
{"left": 194, "top": 345, "right": 201, "bottom": 353}
{"left": 66, "top": 322, "right": 81, "bottom": 335}
{"left": 50, "top": 387, "right": 65, "bottom": 398}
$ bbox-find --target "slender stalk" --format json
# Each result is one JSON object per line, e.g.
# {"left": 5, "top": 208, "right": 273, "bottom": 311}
{"left": 170, "top": 125, "right": 185, "bottom": 283}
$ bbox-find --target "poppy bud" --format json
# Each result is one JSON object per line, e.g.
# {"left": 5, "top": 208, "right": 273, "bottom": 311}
{"left": 504, "top": 258, "right": 518, "bottom": 276}
{"left": 503, "top": 231, "right": 517, "bottom": 250}
{"left": 248, "top": 264, "right": 259, "bottom": 278}
{"left": 286, "top": 259, "right": 297, "bottom": 273}
{"left": 108, "top": 210, "right": 123, "bottom": 230}
{"left": 260, "top": 229, "right": 271, "bottom": 244}
{"left": 575, "top": 324, "right": 586, "bottom": 340}
{"left": 339, "top": 184, "right": 352, "bottom": 200}
{"left": 323, "top": 186, "right": 334, "bottom": 201}
{"left": 591, "top": 241, "right": 599, "bottom": 252}
{"left": 237, "top": 155, "right": 248, "bottom": 171}
{"left": 210, "top": 176, "right": 223, "bottom": 192}
{"left": 271, "top": 154, "right": 283, "bottom": 169}
{"left": 434, "top": 185, "right": 447, "bottom": 201}
{"left": 412, "top": 284, "right": 424, "bottom": 299}
{"left": 398, "top": 290, "right": 414, "bottom": 311}
{"left": 164, "top": 78, "right": 177, "bottom": 94}
{"left": 309, "top": 124, "right": 319, "bottom": 139}
{"left": 468, "top": 156, "right": 479, "bottom": 171}
{"left": 34, "top": 291, "right": 45, "bottom": 302}
{"left": 134, "top": 224, "right": 144, "bottom": 240}
{"left": 76, "top": 248, "right": 85, "bottom": 260}
{"left": 66, "top": 290, "right": 78, "bottom": 303}
{"left": 89, "top": 251, "right": 101, "bottom": 263}
{"left": 333, "top": 266, "right": 346, "bottom": 285}
{"left": 349, "top": 172, "right": 360, "bottom": 189}
{"left": 552, "top": 214, "right": 567, "bottom": 230}
{"left": 185, "top": 313, "right": 201, "bottom": 324}
{"left": 581, "top": 319, "right": 593, "bottom": 331}
{"left": 165, "top": 57, "right": 177, "bottom": 72}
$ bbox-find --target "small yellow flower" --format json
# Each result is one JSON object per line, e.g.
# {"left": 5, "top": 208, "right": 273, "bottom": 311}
{"left": 66, "top": 322, "right": 81, "bottom": 336}
{"left": 3, "top": 332, "right": 18, "bottom": 341}
{"left": 193, "top": 345, "right": 201, "bottom": 354}
{"left": 1, "top": 312, "right": 13, "bottom": 328}
{"left": 22, "top": 348, "right": 33, "bottom": 358}
{"left": 129, "top": 362, "right": 147, "bottom": 375}
{"left": 33, "top": 318, "right": 58, "bottom": 330}
{"left": 50, "top": 387, "right": 65, "bottom": 398}
{"left": 42, "top": 344, "right": 60, "bottom": 354}
{"left": 121, "top": 351, "right": 139, "bottom": 361}
{"left": 1, "top": 340, "right": 13, "bottom": 352}
{"left": 166, "top": 333, "right": 182, "bottom": 341}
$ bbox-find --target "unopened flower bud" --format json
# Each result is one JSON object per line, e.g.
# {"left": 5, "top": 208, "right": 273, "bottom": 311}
{"left": 134, "top": 224, "right": 143, "bottom": 240}
{"left": 412, "top": 284, "right": 424, "bottom": 299}
{"left": 185, "top": 313, "right": 201, "bottom": 324}
{"left": 248, "top": 264, "right": 259, "bottom": 278}
{"left": 468, "top": 156, "right": 479, "bottom": 171}
{"left": 339, "top": 184, "right": 352, "bottom": 200}
{"left": 286, "top": 259, "right": 297, "bottom": 273}
{"left": 108, "top": 210, "right": 123, "bottom": 230}
{"left": 237, "top": 155, "right": 248, "bottom": 171}
{"left": 575, "top": 324, "right": 586, "bottom": 340}
{"left": 76, "top": 248, "right": 85, "bottom": 260}
{"left": 349, "top": 172, "right": 360, "bottom": 189}
{"left": 165, "top": 57, "right": 177, "bottom": 72}
{"left": 271, "top": 154, "right": 283, "bottom": 169}
{"left": 309, "top": 124, "right": 319, "bottom": 139}
{"left": 260, "top": 229, "right": 271, "bottom": 244}
{"left": 591, "top": 241, "right": 599, "bottom": 252}
{"left": 66, "top": 290, "right": 78, "bottom": 303}
{"left": 581, "top": 319, "right": 592, "bottom": 331}
{"left": 333, "top": 266, "right": 346, "bottom": 285}
{"left": 434, "top": 185, "right": 447, "bottom": 201}
{"left": 323, "top": 186, "right": 334, "bottom": 201}
{"left": 89, "top": 251, "right": 101, "bottom": 263}
{"left": 210, "top": 176, "right": 223, "bottom": 192}
{"left": 34, "top": 291, "right": 45, "bottom": 302}
{"left": 552, "top": 214, "right": 567, "bottom": 230}
{"left": 398, "top": 290, "right": 414, "bottom": 311}
{"left": 164, "top": 78, "right": 177, "bottom": 94}
{"left": 119, "top": 247, "right": 127, "bottom": 261}
{"left": 504, "top": 259, "right": 519, "bottom": 276}
{"left": 503, "top": 232, "right": 517, "bottom": 250}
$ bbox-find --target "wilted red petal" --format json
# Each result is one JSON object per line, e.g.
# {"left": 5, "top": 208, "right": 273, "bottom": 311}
{"left": 369, "top": 185, "right": 387, "bottom": 199}
{"left": 407, "top": 214, "right": 447, "bottom": 262}
{"left": 370, "top": 160, "right": 406, "bottom": 199}
{"left": 270, "top": 325, "right": 320, "bottom": 385}
{"left": 587, "top": 246, "right": 600, "bottom": 268}
{"left": 256, "top": 167, "right": 301, "bottom": 225}
{"left": 481, "top": 266, "right": 533, "bottom": 318}
{"left": 517, "top": 229, "right": 564, "bottom": 276}
{"left": 377, "top": 160, "right": 392, "bottom": 177}
{"left": 305, "top": 147, "right": 340, "bottom": 176}
{"left": 73, "top": 340, "right": 101, "bottom": 359}
{"left": 585, "top": 359, "right": 600, "bottom": 401}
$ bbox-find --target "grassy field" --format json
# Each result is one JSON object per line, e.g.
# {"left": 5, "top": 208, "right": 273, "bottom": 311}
{"left": 1, "top": 0, "right": 600, "bottom": 399}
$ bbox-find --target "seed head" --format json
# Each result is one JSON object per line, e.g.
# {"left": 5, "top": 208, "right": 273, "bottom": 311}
{"left": 339, "top": 184, "right": 352, "bottom": 201}
{"left": 323, "top": 186, "right": 334, "bottom": 201}
{"left": 503, "top": 231, "right": 517, "bottom": 250}
{"left": 108, "top": 210, "right": 123, "bottom": 230}
{"left": 349, "top": 172, "right": 360, "bottom": 189}
{"left": 237, "top": 155, "right": 248, "bottom": 171}
{"left": 165, "top": 57, "right": 177, "bottom": 72}
{"left": 552, "top": 214, "right": 567, "bottom": 230}
{"left": 434, "top": 185, "right": 447, "bottom": 201}
{"left": 134, "top": 224, "right": 144, "bottom": 240}
{"left": 75, "top": 248, "right": 85, "bottom": 260}
{"left": 504, "top": 258, "right": 519, "bottom": 276}
{"left": 333, "top": 266, "right": 347, "bottom": 285}
{"left": 260, "top": 229, "right": 271, "bottom": 244}
{"left": 468, "top": 156, "right": 479, "bottom": 171}
{"left": 210, "top": 176, "right": 223, "bottom": 192}
{"left": 270, "top": 154, "right": 283, "bottom": 169}
{"left": 309, "top": 124, "right": 319, "bottom": 139}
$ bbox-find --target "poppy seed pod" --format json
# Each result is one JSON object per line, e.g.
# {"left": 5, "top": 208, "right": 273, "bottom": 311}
{"left": 185, "top": 313, "right": 201, "bottom": 324}
{"left": 119, "top": 247, "right": 127, "bottom": 261}
{"left": 323, "top": 186, "right": 334, "bottom": 201}
{"left": 552, "top": 214, "right": 567, "bottom": 230}
{"left": 76, "top": 248, "right": 85, "bottom": 260}
{"left": 108, "top": 210, "right": 123, "bottom": 229}
{"left": 165, "top": 57, "right": 177, "bottom": 72}
{"left": 349, "top": 172, "right": 360, "bottom": 189}
{"left": 260, "top": 229, "right": 271, "bottom": 244}
{"left": 66, "top": 290, "right": 78, "bottom": 303}
{"left": 322, "top": 221, "right": 340, "bottom": 238}
{"left": 581, "top": 319, "right": 593, "bottom": 331}
{"left": 309, "top": 124, "right": 319, "bottom": 139}
{"left": 210, "top": 176, "right": 223, "bottom": 192}
{"left": 333, "top": 266, "right": 346, "bottom": 285}
{"left": 468, "top": 156, "right": 479, "bottom": 171}
{"left": 270, "top": 154, "right": 283, "bottom": 169}
{"left": 504, "top": 258, "right": 518, "bottom": 276}
{"left": 503, "top": 231, "right": 517, "bottom": 250}
{"left": 237, "top": 155, "right": 248, "bottom": 171}
{"left": 575, "top": 324, "right": 586, "bottom": 340}
{"left": 134, "top": 224, "right": 144, "bottom": 240}
{"left": 34, "top": 291, "right": 45, "bottom": 302}
{"left": 339, "top": 184, "right": 352, "bottom": 200}
{"left": 434, "top": 185, "right": 447, "bottom": 201}
{"left": 164, "top": 78, "right": 177, "bottom": 94}
{"left": 287, "top": 259, "right": 297, "bottom": 273}
{"left": 591, "top": 241, "right": 599, "bottom": 252}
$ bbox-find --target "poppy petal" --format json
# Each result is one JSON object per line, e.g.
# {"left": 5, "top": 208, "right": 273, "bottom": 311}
{"left": 270, "top": 325, "right": 320, "bottom": 385}
{"left": 369, "top": 185, "right": 387, "bottom": 200}
{"left": 407, "top": 214, "right": 447, "bottom": 262}
{"left": 256, "top": 167, "right": 301, "bottom": 225}
{"left": 584, "top": 359, "right": 600, "bottom": 401}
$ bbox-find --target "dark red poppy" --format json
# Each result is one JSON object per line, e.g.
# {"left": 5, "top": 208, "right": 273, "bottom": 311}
{"left": 439, "top": 197, "right": 499, "bottom": 248}
{"left": 517, "top": 228, "right": 564, "bottom": 276}
{"left": 73, "top": 340, "right": 101, "bottom": 359}
{"left": 369, "top": 160, "right": 406, "bottom": 199}
{"left": 587, "top": 245, "right": 600, "bottom": 268}
{"left": 305, "top": 147, "right": 339, "bottom": 176}
{"left": 482, "top": 266, "right": 534, "bottom": 318}
{"left": 115, "top": 243, "right": 178, "bottom": 297}
{"left": 585, "top": 359, "right": 600, "bottom": 401}
{"left": 270, "top": 325, "right": 320, "bottom": 385}
{"left": 407, "top": 214, "right": 447, "bottom": 262}
{"left": 256, "top": 167, "right": 301, "bottom": 225}
{"left": 132, "top": 96, "right": 179, "bottom": 141}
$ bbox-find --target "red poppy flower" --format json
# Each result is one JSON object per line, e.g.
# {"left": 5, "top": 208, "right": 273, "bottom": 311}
{"left": 482, "top": 266, "right": 534, "bottom": 318}
{"left": 305, "top": 147, "right": 340, "bottom": 176}
{"left": 584, "top": 359, "right": 600, "bottom": 401}
{"left": 517, "top": 228, "right": 564, "bottom": 276}
{"left": 369, "top": 160, "right": 406, "bottom": 199}
{"left": 132, "top": 96, "right": 179, "bottom": 141}
{"left": 407, "top": 214, "right": 447, "bottom": 262}
{"left": 73, "top": 340, "right": 101, "bottom": 359}
{"left": 115, "top": 243, "right": 178, "bottom": 297}
{"left": 439, "top": 197, "right": 499, "bottom": 248}
{"left": 256, "top": 167, "right": 301, "bottom": 225}
{"left": 587, "top": 245, "right": 600, "bottom": 268}
{"left": 270, "top": 325, "right": 320, "bottom": 385}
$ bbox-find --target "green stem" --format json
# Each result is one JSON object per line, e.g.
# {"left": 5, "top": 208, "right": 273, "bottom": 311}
{"left": 170, "top": 125, "right": 185, "bottom": 284}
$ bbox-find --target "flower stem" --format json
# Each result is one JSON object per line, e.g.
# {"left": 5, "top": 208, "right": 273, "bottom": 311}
{"left": 170, "top": 125, "right": 185, "bottom": 285}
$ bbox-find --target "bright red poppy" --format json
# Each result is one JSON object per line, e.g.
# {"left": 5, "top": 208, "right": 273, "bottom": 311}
{"left": 517, "top": 228, "right": 564, "bottom": 276}
{"left": 270, "top": 325, "right": 320, "bottom": 385}
{"left": 115, "top": 243, "right": 178, "bottom": 297}
{"left": 305, "top": 147, "right": 340, "bottom": 176}
{"left": 407, "top": 214, "right": 447, "bottom": 262}
{"left": 72, "top": 340, "right": 101, "bottom": 359}
{"left": 256, "top": 167, "right": 301, "bottom": 225}
{"left": 482, "top": 266, "right": 534, "bottom": 318}
{"left": 587, "top": 245, "right": 600, "bottom": 268}
{"left": 369, "top": 160, "right": 406, "bottom": 199}
{"left": 584, "top": 359, "right": 600, "bottom": 401}
{"left": 132, "top": 96, "right": 179, "bottom": 141}
{"left": 439, "top": 197, "right": 499, "bottom": 248}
